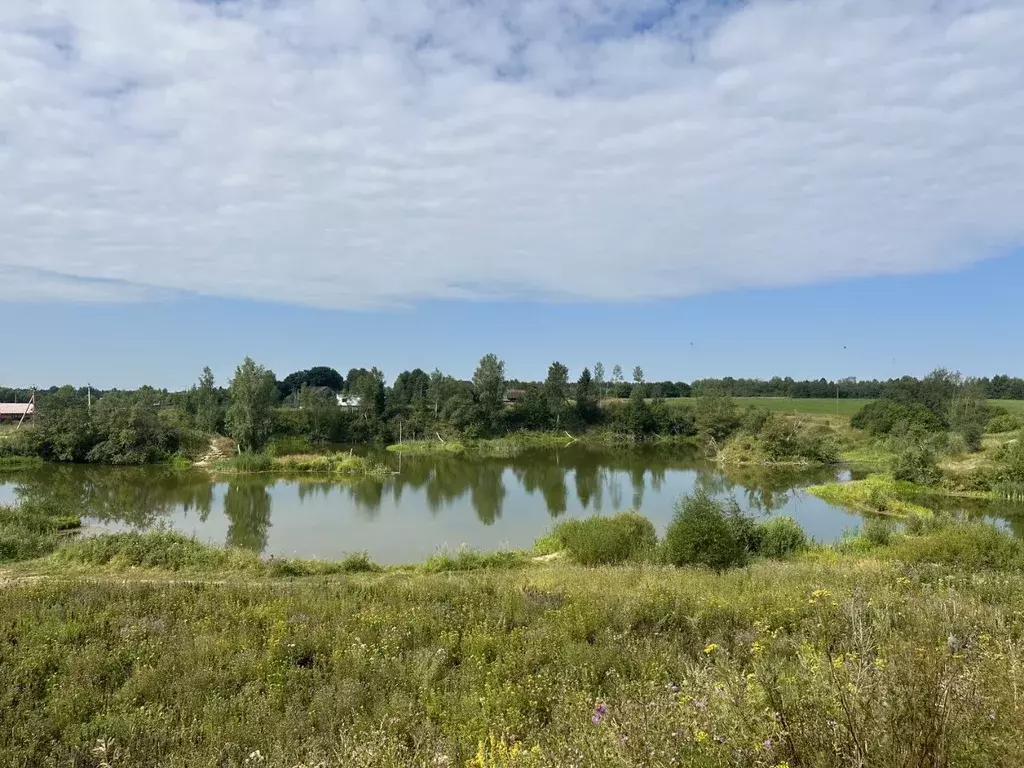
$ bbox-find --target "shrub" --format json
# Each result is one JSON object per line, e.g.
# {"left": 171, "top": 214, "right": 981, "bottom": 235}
{"left": 54, "top": 531, "right": 263, "bottom": 571}
{"left": 662, "top": 491, "right": 753, "bottom": 570}
{"left": 891, "top": 445, "right": 941, "bottom": 486}
{"left": 862, "top": 517, "right": 894, "bottom": 547}
{"left": 553, "top": 512, "right": 657, "bottom": 566}
{"left": 421, "top": 549, "right": 528, "bottom": 573}
{"left": 890, "top": 522, "right": 1023, "bottom": 569}
{"left": 852, "top": 399, "right": 943, "bottom": 436}
{"left": 216, "top": 451, "right": 274, "bottom": 473}
{"left": 266, "top": 436, "right": 314, "bottom": 457}
{"left": 988, "top": 413, "right": 1024, "bottom": 434}
{"left": 757, "top": 516, "right": 807, "bottom": 558}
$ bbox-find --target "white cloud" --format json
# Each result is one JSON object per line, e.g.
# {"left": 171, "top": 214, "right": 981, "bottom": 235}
{"left": 0, "top": 0, "right": 1021, "bottom": 307}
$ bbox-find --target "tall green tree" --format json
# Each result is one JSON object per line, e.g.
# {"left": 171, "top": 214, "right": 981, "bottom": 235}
{"left": 472, "top": 353, "right": 506, "bottom": 432}
{"left": 355, "top": 368, "right": 387, "bottom": 424}
{"left": 593, "top": 362, "right": 605, "bottom": 400}
{"left": 427, "top": 368, "right": 447, "bottom": 418}
{"left": 633, "top": 366, "right": 644, "bottom": 385}
{"left": 35, "top": 386, "right": 96, "bottom": 462}
{"left": 949, "top": 379, "right": 989, "bottom": 452}
{"left": 575, "top": 367, "right": 599, "bottom": 424}
{"left": 226, "top": 357, "right": 278, "bottom": 453}
{"left": 544, "top": 361, "right": 569, "bottom": 428}
{"left": 191, "top": 366, "right": 222, "bottom": 433}
{"left": 626, "top": 383, "right": 656, "bottom": 436}
{"left": 298, "top": 383, "right": 337, "bottom": 444}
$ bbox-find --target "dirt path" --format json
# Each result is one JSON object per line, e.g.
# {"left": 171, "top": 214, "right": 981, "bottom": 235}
{"left": 194, "top": 436, "right": 237, "bottom": 467}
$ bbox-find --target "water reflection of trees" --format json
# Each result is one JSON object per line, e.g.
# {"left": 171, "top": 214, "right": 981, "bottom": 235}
{"left": 224, "top": 480, "right": 272, "bottom": 552}
{"left": 7, "top": 465, "right": 214, "bottom": 527}
{"left": 702, "top": 464, "right": 842, "bottom": 514}
{"left": 17, "top": 447, "right": 1019, "bottom": 548}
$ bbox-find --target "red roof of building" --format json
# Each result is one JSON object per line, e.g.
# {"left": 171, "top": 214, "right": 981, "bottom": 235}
{"left": 0, "top": 403, "right": 34, "bottom": 416}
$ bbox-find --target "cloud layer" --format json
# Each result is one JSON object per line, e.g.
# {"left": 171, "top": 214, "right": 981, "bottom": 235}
{"left": 1, "top": 0, "right": 1022, "bottom": 307}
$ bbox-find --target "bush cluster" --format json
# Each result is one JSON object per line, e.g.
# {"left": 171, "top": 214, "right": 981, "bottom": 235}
{"left": 550, "top": 495, "right": 809, "bottom": 570}
{"left": 552, "top": 512, "right": 658, "bottom": 566}
{"left": 890, "top": 444, "right": 942, "bottom": 485}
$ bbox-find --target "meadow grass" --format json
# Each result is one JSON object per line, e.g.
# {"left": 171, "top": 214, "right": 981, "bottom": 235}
{"left": 650, "top": 396, "right": 874, "bottom": 418}
{"left": 806, "top": 475, "right": 939, "bottom": 517}
{"left": 991, "top": 399, "right": 1024, "bottom": 415}
{"left": 2, "top": 547, "right": 1023, "bottom": 767}
{"left": 213, "top": 451, "right": 393, "bottom": 477}
{"left": 386, "top": 439, "right": 467, "bottom": 455}
{"left": 0, "top": 455, "right": 45, "bottom": 469}
{"left": 0, "top": 499, "right": 82, "bottom": 563}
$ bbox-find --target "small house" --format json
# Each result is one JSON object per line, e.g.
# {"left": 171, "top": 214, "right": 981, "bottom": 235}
{"left": 0, "top": 403, "right": 34, "bottom": 423}
{"left": 336, "top": 394, "right": 362, "bottom": 409}
{"left": 504, "top": 389, "right": 527, "bottom": 404}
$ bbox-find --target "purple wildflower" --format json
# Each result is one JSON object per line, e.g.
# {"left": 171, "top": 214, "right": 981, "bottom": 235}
{"left": 763, "top": 738, "right": 773, "bottom": 751}
{"left": 669, "top": 682, "right": 680, "bottom": 694}
{"left": 714, "top": 735, "right": 726, "bottom": 744}
{"left": 592, "top": 702, "right": 607, "bottom": 725}
{"left": 693, "top": 697, "right": 708, "bottom": 710}
{"left": 591, "top": 714, "right": 602, "bottom": 726}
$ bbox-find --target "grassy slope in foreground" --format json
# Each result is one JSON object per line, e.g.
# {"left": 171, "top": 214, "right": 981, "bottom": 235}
{"left": 2, "top": 545, "right": 1022, "bottom": 768}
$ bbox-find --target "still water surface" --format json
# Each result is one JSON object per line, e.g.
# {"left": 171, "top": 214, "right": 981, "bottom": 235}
{"left": 2, "top": 447, "right": 1020, "bottom": 564}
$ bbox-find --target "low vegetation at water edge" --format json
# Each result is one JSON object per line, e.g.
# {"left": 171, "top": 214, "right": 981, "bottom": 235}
{"left": 212, "top": 451, "right": 392, "bottom": 477}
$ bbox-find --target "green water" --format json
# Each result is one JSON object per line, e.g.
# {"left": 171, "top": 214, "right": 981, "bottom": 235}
{"left": 2, "top": 446, "right": 1021, "bottom": 564}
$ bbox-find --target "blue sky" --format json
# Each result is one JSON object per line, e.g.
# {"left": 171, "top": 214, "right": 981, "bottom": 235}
{"left": 1, "top": 0, "right": 1023, "bottom": 388}
{"left": 3, "top": 253, "right": 1021, "bottom": 389}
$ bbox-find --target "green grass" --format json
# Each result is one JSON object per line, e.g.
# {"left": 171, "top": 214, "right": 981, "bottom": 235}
{"left": 2, "top": 548, "right": 1024, "bottom": 766}
{"left": 213, "top": 451, "right": 393, "bottom": 477}
{"left": 807, "top": 475, "right": 948, "bottom": 518}
{"left": 0, "top": 455, "right": 45, "bottom": 469}
{"left": 992, "top": 399, "right": 1024, "bottom": 415}
{"left": 387, "top": 439, "right": 467, "bottom": 455}
{"left": 0, "top": 499, "right": 83, "bottom": 563}
{"left": 651, "top": 396, "right": 874, "bottom": 417}
{"left": 730, "top": 397, "right": 875, "bottom": 417}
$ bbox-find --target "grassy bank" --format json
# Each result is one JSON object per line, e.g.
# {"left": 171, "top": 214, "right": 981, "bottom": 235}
{"left": 387, "top": 431, "right": 668, "bottom": 458}
{"left": 212, "top": 451, "right": 393, "bottom": 477}
{"left": 0, "top": 499, "right": 82, "bottom": 563}
{"left": 2, "top": 533, "right": 1024, "bottom": 766}
{"left": 806, "top": 475, "right": 938, "bottom": 518}
{"left": 0, "top": 455, "right": 45, "bottom": 469}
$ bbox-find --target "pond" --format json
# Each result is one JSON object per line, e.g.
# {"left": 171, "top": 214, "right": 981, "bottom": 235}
{"left": 2, "top": 446, "right": 1022, "bottom": 564}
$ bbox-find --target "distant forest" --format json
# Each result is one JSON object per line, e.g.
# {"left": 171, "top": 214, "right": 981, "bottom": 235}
{"left": 4, "top": 372, "right": 1024, "bottom": 404}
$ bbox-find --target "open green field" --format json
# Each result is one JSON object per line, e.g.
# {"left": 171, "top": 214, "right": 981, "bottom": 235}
{"left": 2, "top": 550, "right": 1023, "bottom": 767}
{"left": 654, "top": 397, "right": 1024, "bottom": 418}
{"left": 992, "top": 399, "right": 1024, "bottom": 415}
{"left": 729, "top": 396, "right": 874, "bottom": 416}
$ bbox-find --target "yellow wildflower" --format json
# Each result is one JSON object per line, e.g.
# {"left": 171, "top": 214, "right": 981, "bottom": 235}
{"left": 703, "top": 643, "right": 720, "bottom": 655}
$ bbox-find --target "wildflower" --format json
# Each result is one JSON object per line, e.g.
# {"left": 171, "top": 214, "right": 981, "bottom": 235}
{"left": 763, "top": 738, "right": 773, "bottom": 751}
{"left": 989, "top": 712, "right": 997, "bottom": 721}
{"left": 592, "top": 702, "right": 607, "bottom": 725}
{"left": 693, "top": 697, "right": 708, "bottom": 710}
{"left": 713, "top": 735, "right": 726, "bottom": 744}
{"left": 668, "top": 682, "right": 680, "bottom": 694}
{"left": 695, "top": 730, "right": 709, "bottom": 744}
{"left": 704, "top": 643, "right": 720, "bottom": 655}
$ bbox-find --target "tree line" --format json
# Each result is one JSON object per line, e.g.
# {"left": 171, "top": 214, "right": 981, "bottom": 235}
{"left": 7, "top": 372, "right": 1024, "bottom": 408}
{"left": 3, "top": 357, "right": 1023, "bottom": 464}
